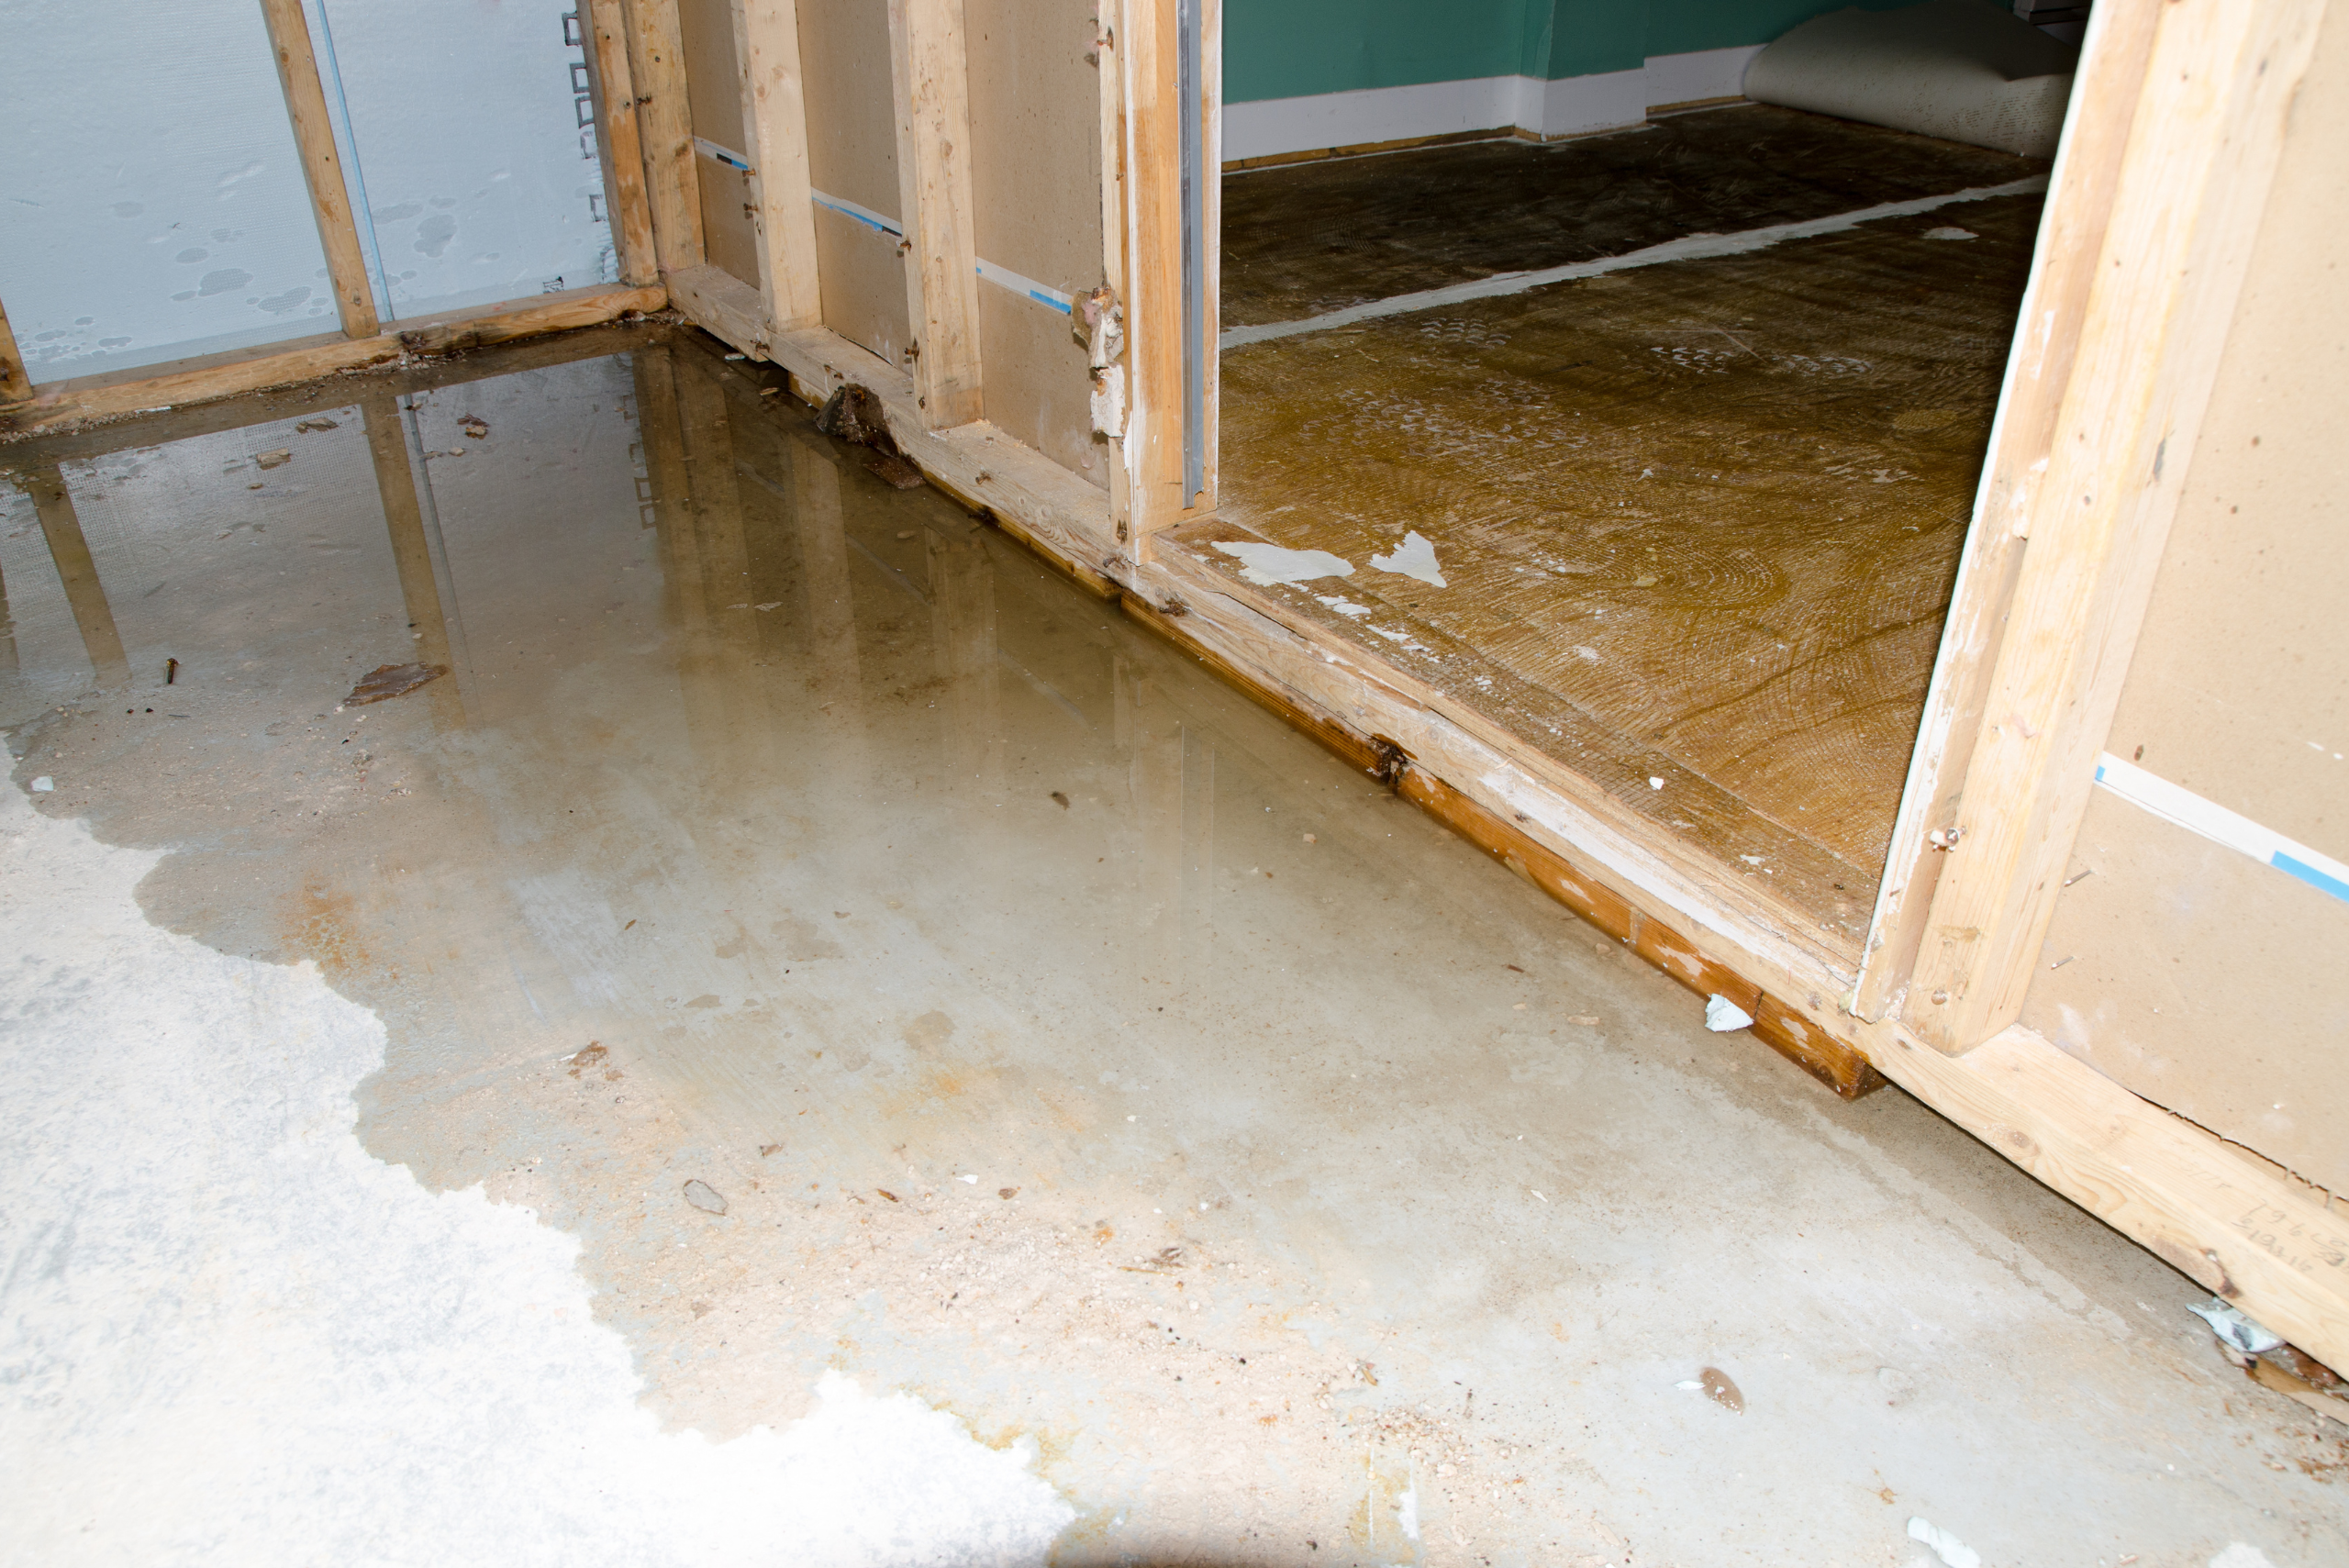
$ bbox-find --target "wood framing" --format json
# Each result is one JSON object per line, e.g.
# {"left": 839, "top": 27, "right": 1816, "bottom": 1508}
{"left": 621, "top": 0, "right": 708, "bottom": 274}
{"left": 885, "top": 0, "right": 985, "bottom": 428}
{"left": 0, "top": 298, "right": 30, "bottom": 404}
{"left": 1854, "top": 0, "right": 2162, "bottom": 1020}
{"left": 256, "top": 0, "right": 378, "bottom": 339}
{"left": 1112, "top": 0, "right": 1219, "bottom": 537}
{"left": 586, "top": 0, "right": 661, "bottom": 286}
{"left": 0, "top": 284, "right": 663, "bottom": 438}
{"left": 1898, "top": 0, "right": 2324, "bottom": 1053}
{"left": 730, "top": 0, "right": 823, "bottom": 328}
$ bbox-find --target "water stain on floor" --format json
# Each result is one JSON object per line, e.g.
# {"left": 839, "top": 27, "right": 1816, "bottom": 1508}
{"left": 3, "top": 325, "right": 2340, "bottom": 1565}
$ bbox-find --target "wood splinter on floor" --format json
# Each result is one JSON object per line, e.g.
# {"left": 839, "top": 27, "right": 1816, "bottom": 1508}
{"left": 345, "top": 663, "right": 449, "bottom": 706}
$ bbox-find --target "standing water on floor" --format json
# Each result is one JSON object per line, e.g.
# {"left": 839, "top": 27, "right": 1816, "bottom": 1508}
{"left": 2, "top": 327, "right": 2339, "bottom": 1566}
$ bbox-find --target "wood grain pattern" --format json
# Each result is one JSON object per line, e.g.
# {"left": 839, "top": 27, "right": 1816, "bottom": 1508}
{"left": 0, "top": 285, "right": 662, "bottom": 438}
{"left": 886, "top": 0, "right": 985, "bottom": 428}
{"left": 621, "top": 0, "right": 708, "bottom": 273}
{"left": 587, "top": 0, "right": 661, "bottom": 285}
{"left": 256, "top": 0, "right": 377, "bottom": 339}
{"left": 1855, "top": 0, "right": 2162, "bottom": 1020}
{"left": 1114, "top": 0, "right": 1192, "bottom": 537}
{"left": 1218, "top": 173, "right": 2044, "bottom": 936}
{"left": 1903, "top": 0, "right": 2326, "bottom": 1052}
{"left": 732, "top": 0, "right": 823, "bottom": 327}
{"left": 0, "top": 297, "right": 31, "bottom": 404}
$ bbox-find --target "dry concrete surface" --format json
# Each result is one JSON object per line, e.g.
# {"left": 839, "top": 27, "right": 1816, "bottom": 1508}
{"left": 2, "top": 329, "right": 2343, "bottom": 1566}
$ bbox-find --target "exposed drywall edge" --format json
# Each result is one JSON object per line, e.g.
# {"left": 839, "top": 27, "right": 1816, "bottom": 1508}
{"left": 1219, "top": 49, "right": 1757, "bottom": 162}
{"left": 2095, "top": 752, "right": 2349, "bottom": 905}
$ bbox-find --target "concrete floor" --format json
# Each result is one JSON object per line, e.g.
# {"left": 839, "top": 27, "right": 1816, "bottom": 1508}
{"left": 3, "top": 329, "right": 2343, "bottom": 1566}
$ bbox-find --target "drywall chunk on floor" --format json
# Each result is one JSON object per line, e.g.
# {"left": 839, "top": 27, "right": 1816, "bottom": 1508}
{"left": 1370, "top": 528, "right": 1448, "bottom": 586}
{"left": 0, "top": 785, "right": 1073, "bottom": 1566}
{"left": 1907, "top": 1517, "right": 1982, "bottom": 1568}
{"left": 1210, "top": 539, "right": 1354, "bottom": 585}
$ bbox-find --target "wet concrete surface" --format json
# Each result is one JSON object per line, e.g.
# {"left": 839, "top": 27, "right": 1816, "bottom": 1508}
{"left": 4, "top": 327, "right": 2343, "bottom": 1565}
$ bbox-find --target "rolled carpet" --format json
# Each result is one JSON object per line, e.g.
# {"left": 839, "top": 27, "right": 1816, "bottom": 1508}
{"left": 1743, "top": 0, "right": 2080, "bottom": 159}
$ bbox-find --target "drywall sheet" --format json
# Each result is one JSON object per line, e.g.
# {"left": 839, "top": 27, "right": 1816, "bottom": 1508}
{"left": 977, "top": 288, "right": 1105, "bottom": 490}
{"left": 965, "top": 0, "right": 1103, "bottom": 480}
{"left": 675, "top": 0, "right": 761, "bottom": 290}
{"left": 310, "top": 0, "right": 615, "bottom": 317}
{"left": 2024, "top": 794, "right": 2349, "bottom": 1198}
{"left": 0, "top": 0, "right": 335, "bottom": 381}
{"left": 796, "top": 0, "right": 904, "bottom": 362}
{"left": 2021, "top": 0, "right": 2349, "bottom": 1195}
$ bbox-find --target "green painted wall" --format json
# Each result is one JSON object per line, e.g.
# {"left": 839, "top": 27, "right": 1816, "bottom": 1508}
{"left": 1224, "top": 0, "right": 1912, "bottom": 104}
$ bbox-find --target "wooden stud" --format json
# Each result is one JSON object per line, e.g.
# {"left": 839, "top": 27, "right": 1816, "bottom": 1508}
{"left": 0, "top": 296, "right": 31, "bottom": 404}
{"left": 1115, "top": 0, "right": 1214, "bottom": 542}
{"left": 619, "top": 0, "right": 707, "bottom": 275}
{"left": 1901, "top": 0, "right": 2325, "bottom": 1053}
{"left": 1117, "top": 0, "right": 1181, "bottom": 538}
{"left": 885, "top": 0, "right": 985, "bottom": 428}
{"left": 256, "top": 0, "right": 377, "bottom": 339}
{"left": 1197, "top": 0, "right": 1221, "bottom": 516}
{"left": 25, "top": 462, "right": 130, "bottom": 687}
{"left": 0, "top": 284, "right": 663, "bottom": 437}
{"left": 730, "top": 0, "right": 822, "bottom": 328}
{"left": 586, "top": 0, "right": 660, "bottom": 286}
{"left": 1856, "top": 0, "right": 2162, "bottom": 1021}
{"left": 1093, "top": 7, "right": 1134, "bottom": 539}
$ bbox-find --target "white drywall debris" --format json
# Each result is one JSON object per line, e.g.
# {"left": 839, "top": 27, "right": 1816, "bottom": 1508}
{"left": 1704, "top": 995, "right": 1754, "bottom": 1032}
{"left": 2210, "top": 1545, "right": 2279, "bottom": 1568}
{"left": 2188, "top": 1298, "right": 2285, "bottom": 1356}
{"left": 1210, "top": 540, "right": 1355, "bottom": 586}
{"left": 1924, "top": 227, "right": 1978, "bottom": 240}
{"left": 30, "top": 776, "right": 53, "bottom": 792}
{"left": 0, "top": 787, "right": 1073, "bottom": 1565}
{"left": 1370, "top": 529, "right": 1448, "bottom": 586}
{"left": 1907, "top": 1517, "right": 1982, "bottom": 1568}
{"left": 1316, "top": 595, "right": 1375, "bottom": 619}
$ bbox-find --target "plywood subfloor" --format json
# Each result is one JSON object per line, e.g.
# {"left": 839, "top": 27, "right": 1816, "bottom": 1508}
{"left": 1214, "top": 108, "right": 2044, "bottom": 951}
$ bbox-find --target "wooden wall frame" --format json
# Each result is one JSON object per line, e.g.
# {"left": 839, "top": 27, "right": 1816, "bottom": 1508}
{"left": 257, "top": 0, "right": 378, "bottom": 339}
{"left": 731, "top": 0, "right": 823, "bottom": 330}
{"left": 0, "top": 300, "right": 29, "bottom": 404}
{"left": 1864, "top": 0, "right": 2326, "bottom": 1052}
{"left": 1, "top": 0, "right": 668, "bottom": 431}
{"left": 886, "top": 0, "right": 985, "bottom": 428}
{"left": 1113, "top": 0, "right": 1219, "bottom": 544}
{"left": 586, "top": 0, "right": 662, "bottom": 286}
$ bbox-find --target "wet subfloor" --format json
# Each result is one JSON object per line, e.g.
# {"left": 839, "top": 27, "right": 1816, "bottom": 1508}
{"left": 1218, "top": 106, "right": 2045, "bottom": 943}
{"left": 4, "top": 326, "right": 2342, "bottom": 1565}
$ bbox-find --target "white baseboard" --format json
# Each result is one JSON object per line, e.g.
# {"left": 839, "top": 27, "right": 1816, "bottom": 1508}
{"left": 1223, "top": 75, "right": 1534, "bottom": 163}
{"left": 1223, "top": 47, "right": 1766, "bottom": 164}
{"left": 1643, "top": 44, "right": 1766, "bottom": 108}
{"left": 1538, "top": 67, "right": 1649, "bottom": 139}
